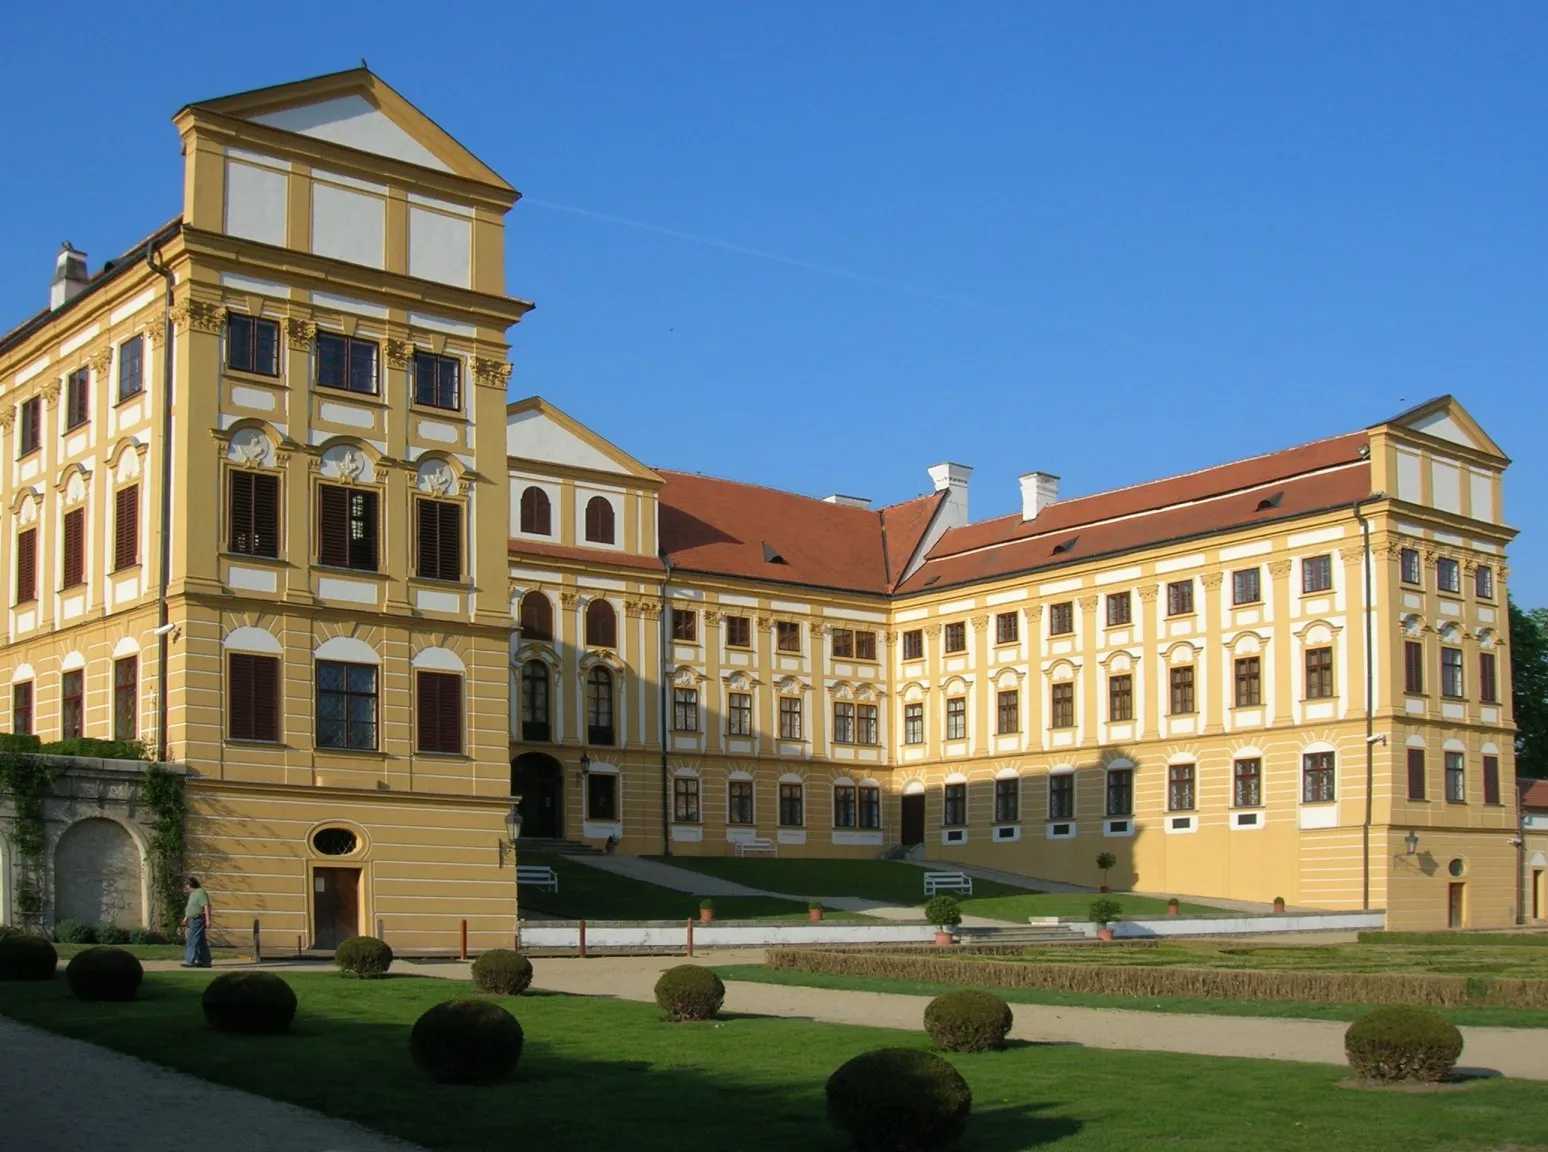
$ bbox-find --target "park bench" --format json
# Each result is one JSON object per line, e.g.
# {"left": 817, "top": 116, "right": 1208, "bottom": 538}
{"left": 923, "top": 871, "right": 973, "bottom": 896}
{"left": 735, "top": 837, "right": 779, "bottom": 857}
{"left": 515, "top": 865, "right": 559, "bottom": 892}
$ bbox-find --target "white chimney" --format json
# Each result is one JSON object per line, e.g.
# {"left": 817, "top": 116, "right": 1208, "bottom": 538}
{"left": 1019, "top": 471, "right": 1060, "bottom": 520}
{"left": 50, "top": 243, "right": 89, "bottom": 310}
{"left": 823, "top": 494, "right": 872, "bottom": 509}
{"left": 927, "top": 462, "right": 972, "bottom": 522}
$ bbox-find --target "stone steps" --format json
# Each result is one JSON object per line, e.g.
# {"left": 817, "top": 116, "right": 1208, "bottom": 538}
{"left": 521, "top": 838, "right": 604, "bottom": 856}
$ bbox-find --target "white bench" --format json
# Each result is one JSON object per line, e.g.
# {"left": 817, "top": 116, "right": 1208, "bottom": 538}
{"left": 735, "top": 837, "right": 778, "bottom": 857}
{"left": 516, "top": 865, "right": 559, "bottom": 892}
{"left": 923, "top": 871, "right": 973, "bottom": 896}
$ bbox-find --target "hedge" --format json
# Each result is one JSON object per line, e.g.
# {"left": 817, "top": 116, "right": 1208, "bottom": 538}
{"left": 1357, "top": 932, "right": 1548, "bottom": 949}
{"left": 767, "top": 948, "right": 1548, "bottom": 1009}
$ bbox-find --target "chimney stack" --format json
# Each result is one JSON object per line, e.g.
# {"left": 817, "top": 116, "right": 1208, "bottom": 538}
{"left": 1019, "top": 471, "right": 1060, "bottom": 520}
{"left": 927, "top": 462, "right": 972, "bottom": 523}
{"left": 50, "top": 243, "right": 89, "bottom": 310}
{"left": 822, "top": 494, "right": 872, "bottom": 509}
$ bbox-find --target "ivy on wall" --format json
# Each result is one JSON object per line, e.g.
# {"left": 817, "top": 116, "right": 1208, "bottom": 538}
{"left": 138, "top": 764, "right": 186, "bottom": 936}
{"left": 0, "top": 752, "right": 54, "bottom": 926}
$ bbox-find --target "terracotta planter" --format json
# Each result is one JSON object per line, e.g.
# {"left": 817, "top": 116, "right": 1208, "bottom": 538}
{"left": 934, "top": 930, "right": 954, "bottom": 947}
{"left": 699, "top": 908, "right": 714, "bottom": 923}
{"left": 1096, "top": 927, "right": 1115, "bottom": 942}
{"left": 808, "top": 907, "right": 824, "bottom": 922}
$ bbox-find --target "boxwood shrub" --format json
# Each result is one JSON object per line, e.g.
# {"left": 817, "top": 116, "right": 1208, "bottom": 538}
{"left": 826, "top": 1047, "right": 972, "bottom": 1152}
{"left": 0, "top": 934, "right": 58, "bottom": 980}
{"left": 335, "top": 935, "right": 393, "bottom": 979}
{"left": 65, "top": 946, "right": 144, "bottom": 1001}
{"left": 202, "top": 971, "right": 298, "bottom": 1034}
{"left": 471, "top": 949, "right": 533, "bottom": 996}
{"left": 654, "top": 965, "right": 725, "bottom": 1021}
{"left": 410, "top": 998, "right": 524, "bottom": 1083}
{"left": 1344, "top": 1005, "right": 1463, "bottom": 1082}
{"left": 923, "top": 989, "right": 1014, "bottom": 1052}
{"left": 52, "top": 919, "right": 97, "bottom": 945}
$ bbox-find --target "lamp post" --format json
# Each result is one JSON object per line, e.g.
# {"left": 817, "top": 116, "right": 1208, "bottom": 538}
{"left": 502, "top": 803, "right": 523, "bottom": 948}
{"left": 1405, "top": 830, "right": 1420, "bottom": 857}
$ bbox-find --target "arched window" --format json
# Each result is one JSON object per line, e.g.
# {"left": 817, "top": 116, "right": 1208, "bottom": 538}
{"left": 586, "top": 667, "right": 615, "bottom": 745}
{"left": 519, "top": 592, "right": 553, "bottom": 641}
{"left": 584, "top": 496, "right": 615, "bottom": 544}
{"left": 586, "top": 599, "right": 617, "bottom": 648}
{"left": 521, "top": 661, "right": 550, "bottom": 741}
{"left": 519, "top": 486, "right": 551, "bottom": 536}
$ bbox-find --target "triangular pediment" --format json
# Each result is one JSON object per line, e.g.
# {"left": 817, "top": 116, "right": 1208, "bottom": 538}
{"left": 1381, "top": 395, "right": 1507, "bottom": 461}
{"left": 506, "top": 397, "right": 662, "bottom": 483}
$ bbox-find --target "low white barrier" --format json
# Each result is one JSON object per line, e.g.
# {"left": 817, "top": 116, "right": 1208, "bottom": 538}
{"left": 1063, "top": 910, "right": 1385, "bottom": 939}
{"left": 517, "top": 920, "right": 936, "bottom": 950}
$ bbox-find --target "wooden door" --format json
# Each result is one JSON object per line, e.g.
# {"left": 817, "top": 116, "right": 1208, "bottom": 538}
{"left": 901, "top": 794, "right": 925, "bottom": 846}
{"left": 313, "top": 867, "right": 361, "bottom": 949}
{"left": 1533, "top": 870, "right": 1543, "bottom": 921}
{"left": 1447, "top": 882, "right": 1465, "bottom": 929}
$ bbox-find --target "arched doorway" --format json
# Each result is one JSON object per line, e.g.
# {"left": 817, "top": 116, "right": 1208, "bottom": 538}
{"left": 54, "top": 818, "right": 143, "bottom": 928}
{"left": 512, "top": 752, "right": 564, "bottom": 839}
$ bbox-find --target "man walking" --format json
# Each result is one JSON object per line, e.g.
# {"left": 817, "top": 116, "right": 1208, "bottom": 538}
{"left": 180, "top": 876, "right": 213, "bottom": 969}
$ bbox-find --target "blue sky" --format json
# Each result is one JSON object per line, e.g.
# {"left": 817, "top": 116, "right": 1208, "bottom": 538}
{"left": 2, "top": 3, "right": 1543, "bottom": 603}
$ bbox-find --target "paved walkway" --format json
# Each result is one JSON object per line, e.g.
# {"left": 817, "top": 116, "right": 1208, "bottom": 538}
{"left": 0, "top": 1015, "right": 420, "bottom": 1152}
{"left": 918, "top": 860, "right": 1298, "bottom": 914}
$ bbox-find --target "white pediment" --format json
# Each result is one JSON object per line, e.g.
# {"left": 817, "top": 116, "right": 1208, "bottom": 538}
{"left": 251, "top": 95, "right": 453, "bottom": 173}
{"left": 506, "top": 409, "right": 628, "bottom": 474}
{"left": 1406, "top": 410, "right": 1486, "bottom": 451}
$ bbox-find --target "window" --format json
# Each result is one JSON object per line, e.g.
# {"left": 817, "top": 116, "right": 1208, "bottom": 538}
{"left": 585, "top": 599, "right": 617, "bottom": 648}
{"left": 1168, "top": 763, "right": 1195, "bottom": 811}
{"left": 904, "top": 702, "right": 924, "bottom": 745}
{"left": 945, "top": 697, "right": 966, "bottom": 740}
{"left": 61, "top": 508, "right": 85, "bottom": 589}
{"left": 583, "top": 496, "right": 615, "bottom": 544}
{"left": 995, "top": 612, "right": 1019, "bottom": 643}
{"left": 1105, "top": 593, "right": 1132, "bottom": 627}
{"left": 317, "top": 485, "right": 378, "bottom": 571}
{"left": 728, "top": 780, "right": 754, "bottom": 825}
{"left": 1233, "top": 758, "right": 1262, "bottom": 807}
{"left": 118, "top": 336, "right": 143, "bottom": 402}
{"left": 672, "top": 608, "right": 698, "bottom": 643}
{"left": 229, "top": 471, "right": 280, "bottom": 558}
{"left": 832, "top": 628, "right": 876, "bottom": 659}
{"left": 776, "top": 621, "right": 802, "bottom": 653}
{"left": 1108, "top": 674, "right": 1133, "bottom": 722}
{"left": 1048, "top": 602, "right": 1074, "bottom": 635}
{"left": 1406, "top": 748, "right": 1426, "bottom": 800}
{"left": 1476, "top": 565, "right": 1494, "bottom": 600}
{"left": 1445, "top": 751, "right": 1465, "bottom": 802}
{"left": 415, "top": 499, "right": 462, "bottom": 582}
{"left": 1301, "top": 554, "right": 1332, "bottom": 593}
{"left": 228, "top": 653, "right": 280, "bottom": 741}
{"left": 1166, "top": 580, "right": 1194, "bottom": 616}
{"left": 416, "top": 671, "right": 463, "bottom": 754}
{"left": 411, "top": 350, "right": 460, "bottom": 410}
{"left": 1400, "top": 547, "right": 1422, "bottom": 585}
{"left": 15, "top": 528, "right": 36, "bottom": 603}
{"left": 857, "top": 703, "right": 878, "bottom": 745}
{"left": 113, "top": 657, "right": 137, "bottom": 742}
{"left": 13, "top": 682, "right": 33, "bottom": 736}
{"left": 988, "top": 777, "right": 1018, "bottom": 823}
{"left": 1169, "top": 666, "right": 1195, "bottom": 715}
{"left": 317, "top": 661, "right": 378, "bottom": 750}
{"left": 1234, "top": 657, "right": 1261, "bottom": 707}
{"left": 832, "top": 702, "right": 854, "bottom": 743}
{"left": 997, "top": 689, "right": 1019, "bottom": 734}
{"left": 66, "top": 368, "right": 89, "bottom": 430}
{"left": 1302, "top": 751, "right": 1336, "bottom": 803}
{"left": 902, "top": 629, "right": 923, "bottom": 660}
{"left": 1107, "top": 767, "right": 1134, "bottom": 815}
{"left": 18, "top": 397, "right": 40, "bottom": 456}
{"left": 779, "top": 697, "right": 802, "bottom": 740}
{"left": 1404, "top": 641, "right": 1424, "bottom": 694}
{"left": 1051, "top": 683, "right": 1075, "bottom": 728}
{"left": 725, "top": 615, "right": 751, "bottom": 647}
{"left": 728, "top": 692, "right": 752, "bottom": 736}
{"left": 520, "top": 592, "right": 553, "bottom": 641}
{"left": 60, "top": 670, "right": 84, "bottom": 740}
{"left": 673, "top": 687, "right": 698, "bottom": 732}
{"left": 586, "top": 667, "right": 615, "bottom": 745}
{"left": 1304, "top": 647, "right": 1334, "bottom": 699}
{"left": 586, "top": 774, "right": 617, "bottom": 821}
{"left": 779, "top": 782, "right": 804, "bottom": 826}
{"left": 228, "top": 313, "right": 280, "bottom": 376}
{"left": 1048, "top": 774, "right": 1074, "bottom": 820}
{"left": 1441, "top": 648, "right": 1464, "bottom": 698}
{"left": 944, "top": 622, "right": 967, "bottom": 652}
{"left": 1480, "top": 653, "right": 1498, "bottom": 704}
{"left": 943, "top": 783, "right": 967, "bottom": 826}
{"left": 1483, "top": 755, "right": 1501, "bottom": 806}
{"left": 833, "top": 784, "right": 856, "bottom": 828}
{"left": 859, "top": 785, "right": 881, "bottom": 829}
{"left": 1232, "top": 569, "right": 1261, "bottom": 605}
{"left": 316, "top": 332, "right": 378, "bottom": 394}
{"left": 518, "top": 487, "right": 551, "bottom": 535}
{"left": 1437, "top": 557, "right": 1461, "bottom": 595}
{"left": 674, "top": 777, "right": 701, "bottom": 823}
{"left": 520, "top": 661, "right": 550, "bottom": 741}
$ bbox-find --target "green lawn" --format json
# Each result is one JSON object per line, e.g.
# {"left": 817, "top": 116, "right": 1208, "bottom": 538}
{"left": 3, "top": 972, "right": 1546, "bottom": 1151}
{"left": 55, "top": 944, "right": 248, "bottom": 962}
{"left": 711, "top": 963, "right": 1548, "bottom": 1030}
{"left": 1359, "top": 932, "right": 1548, "bottom": 948}
{"left": 967, "top": 941, "right": 1548, "bottom": 978}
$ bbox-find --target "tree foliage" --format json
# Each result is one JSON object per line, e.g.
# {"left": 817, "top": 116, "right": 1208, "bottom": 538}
{"left": 1510, "top": 598, "right": 1548, "bottom": 778}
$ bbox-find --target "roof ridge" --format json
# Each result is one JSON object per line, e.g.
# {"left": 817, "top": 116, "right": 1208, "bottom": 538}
{"left": 656, "top": 468, "right": 882, "bottom": 513}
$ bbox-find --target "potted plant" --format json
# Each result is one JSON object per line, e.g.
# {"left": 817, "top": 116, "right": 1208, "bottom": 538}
{"left": 698, "top": 899, "right": 715, "bottom": 924}
{"left": 1096, "top": 852, "right": 1117, "bottom": 893}
{"left": 1166, "top": 897, "right": 1180, "bottom": 917}
{"left": 924, "top": 895, "right": 962, "bottom": 947}
{"left": 1089, "top": 898, "right": 1122, "bottom": 942}
{"left": 808, "top": 901, "right": 825, "bottom": 922}
{"left": 1272, "top": 896, "right": 1286, "bottom": 915}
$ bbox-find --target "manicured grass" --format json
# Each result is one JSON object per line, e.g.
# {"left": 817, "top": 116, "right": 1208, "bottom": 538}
{"left": 1359, "top": 931, "right": 1548, "bottom": 948}
{"left": 3, "top": 972, "right": 1547, "bottom": 1151}
{"left": 711, "top": 963, "right": 1548, "bottom": 1029}
{"left": 971, "top": 941, "right": 1548, "bottom": 978}
{"left": 962, "top": 892, "right": 1222, "bottom": 921}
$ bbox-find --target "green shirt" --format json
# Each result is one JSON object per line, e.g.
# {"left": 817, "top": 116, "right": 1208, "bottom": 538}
{"left": 184, "top": 888, "right": 210, "bottom": 920}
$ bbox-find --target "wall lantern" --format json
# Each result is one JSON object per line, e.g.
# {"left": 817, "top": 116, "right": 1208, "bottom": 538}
{"left": 1404, "top": 830, "right": 1420, "bottom": 856}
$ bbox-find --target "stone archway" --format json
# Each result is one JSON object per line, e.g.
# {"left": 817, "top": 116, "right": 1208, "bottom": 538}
{"left": 53, "top": 818, "right": 143, "bottom": 929}
{"left": 511, "top": 752, "right": 565, "bottom": 839}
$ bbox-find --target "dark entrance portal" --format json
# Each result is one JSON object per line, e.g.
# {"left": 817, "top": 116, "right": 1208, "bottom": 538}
{"left": 901, "top": 793, "right": 925, "bottom": 847}
{"left": 512, "top": 752, "right": 564, "bottom": 839}
{"left": 312, "top": 868, "right": 360, "bottom": 950}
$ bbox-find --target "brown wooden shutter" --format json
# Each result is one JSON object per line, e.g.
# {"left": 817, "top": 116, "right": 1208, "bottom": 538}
{"left": 439, "top": 504, "right": 461, "bottom": 582}
{"left": 229, "top": 472, "right": 253, "bottom": 553}
{"left": 229, "top": 653, "right": 280, "bottom": 741}
{"left": 114, "top": 485, "right": 139, "bottom": 570}
{"left": 62, "top": 508, "right": 85, "bottom": 588}
{"left": 1406, "top": 748, "right": 1426, "bottom": 800}
{"left": 318, "top": 485, "right": 349, "bottom": 567}
{"left": 252, "top": 473, "right": 279, "bottom": 558}
{"left": 15, "top": 528, "right": 36, "bottom": 602}
{"left": 1483, "top": 756, "right": 1501, "bottom": 806}
{"left": 417, "top": 671, "right": 462, "bottom": 754}
{"left": 416, "top": 500, "right": 438, "bottom": 578}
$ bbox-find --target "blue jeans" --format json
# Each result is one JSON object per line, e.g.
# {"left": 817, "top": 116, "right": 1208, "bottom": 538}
{"left": 184, "top": 916, "right": 211, "bottom": 967}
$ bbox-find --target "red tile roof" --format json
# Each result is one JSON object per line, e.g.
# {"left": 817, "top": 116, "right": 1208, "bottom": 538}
{"left": 1520, "top": 778, "right": 1548, "bottom": 810}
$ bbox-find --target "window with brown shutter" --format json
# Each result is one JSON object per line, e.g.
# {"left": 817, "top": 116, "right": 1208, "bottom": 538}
{"left": 1479, "top": 653, "right": 1498, "bottom": 704}
{"left": 229, "top": 471, "right": 280, "bottom": 558}
{"left": 1406, "top": 748, "right": 1426, "bottom": 800}
{"left": 15, "top": 528, "right": 36, "bottom": 603}
{"left": 318, "top": 484, "right": 378, "bottom": 570}
{"left": 724, "top": 615, "right": 750, "bottom": 647}
{"left": 584, "top": 496, "right": 615, "bottom": 544}
{"left": 66, "top": 368, "right": 90, "bottom": 430}
{"left": 114, "top": 657, "right": 137, "bottom": 741}
{"left": 18, "top": 397, "right": 41, "bottom": 456}
{"left": 1483, "top": 755, "right": 1501, "bottom": 806}
{"left": 585, "top": 599, "right": 617, "bottom": 648}
{"left": 12, "top": 681, "right": 33, "bottom": 736}
{"left": 61, "top": 508, "right": 85, "bottom": 589}
{"left": 228, "top": 653, "right": 280, "bottom": 741}
{"left": 519, "top": 592, "right": 553, "bottom": 641}
{"left": 415, "top": 499, "right": 462, "bottom": 582}
{"left": 1403, "top": 641, "right": 1424, "bottom": 694}
{"left": 416, "top": 671, "right": 463, "bottom": 754}
{"left": 518, "top": 487, "right": 551, "bottom": 535}
{"left": 61, "top": 670, "right": 84, "bottom": 739}
{"left": 114, "top": 485, "right": 139, "bottom": 570}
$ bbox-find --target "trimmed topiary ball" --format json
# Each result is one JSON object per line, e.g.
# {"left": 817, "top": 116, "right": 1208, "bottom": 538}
{"left": 335, "top": 935, "right": 393, "bottom": 979}
{"left": 923, "top": 989, "right": 1014, "bottom": 1053}
{"left": 65, "top": 946, "right": 143, "bottom": 1001}
{"left": 653, "top": 965, "right": 725, "bottom": 1021}
{"left": 1345, "top": 1005, "right": 1463, "bottom": 1082}
{"left": 472, "top": 949, "right": 533, "bottom": 996}
{"left": 202, "top": 971, "right": 298, "bottom": 1034}
{"left": 410, "top": 998, "right": 524, "bottom": 1083}
{"left": 0, "top": 934, "right": 58, "bottom": 980}
{"left": 826, "top": 1047, "right": 972, "bottom": 1152}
